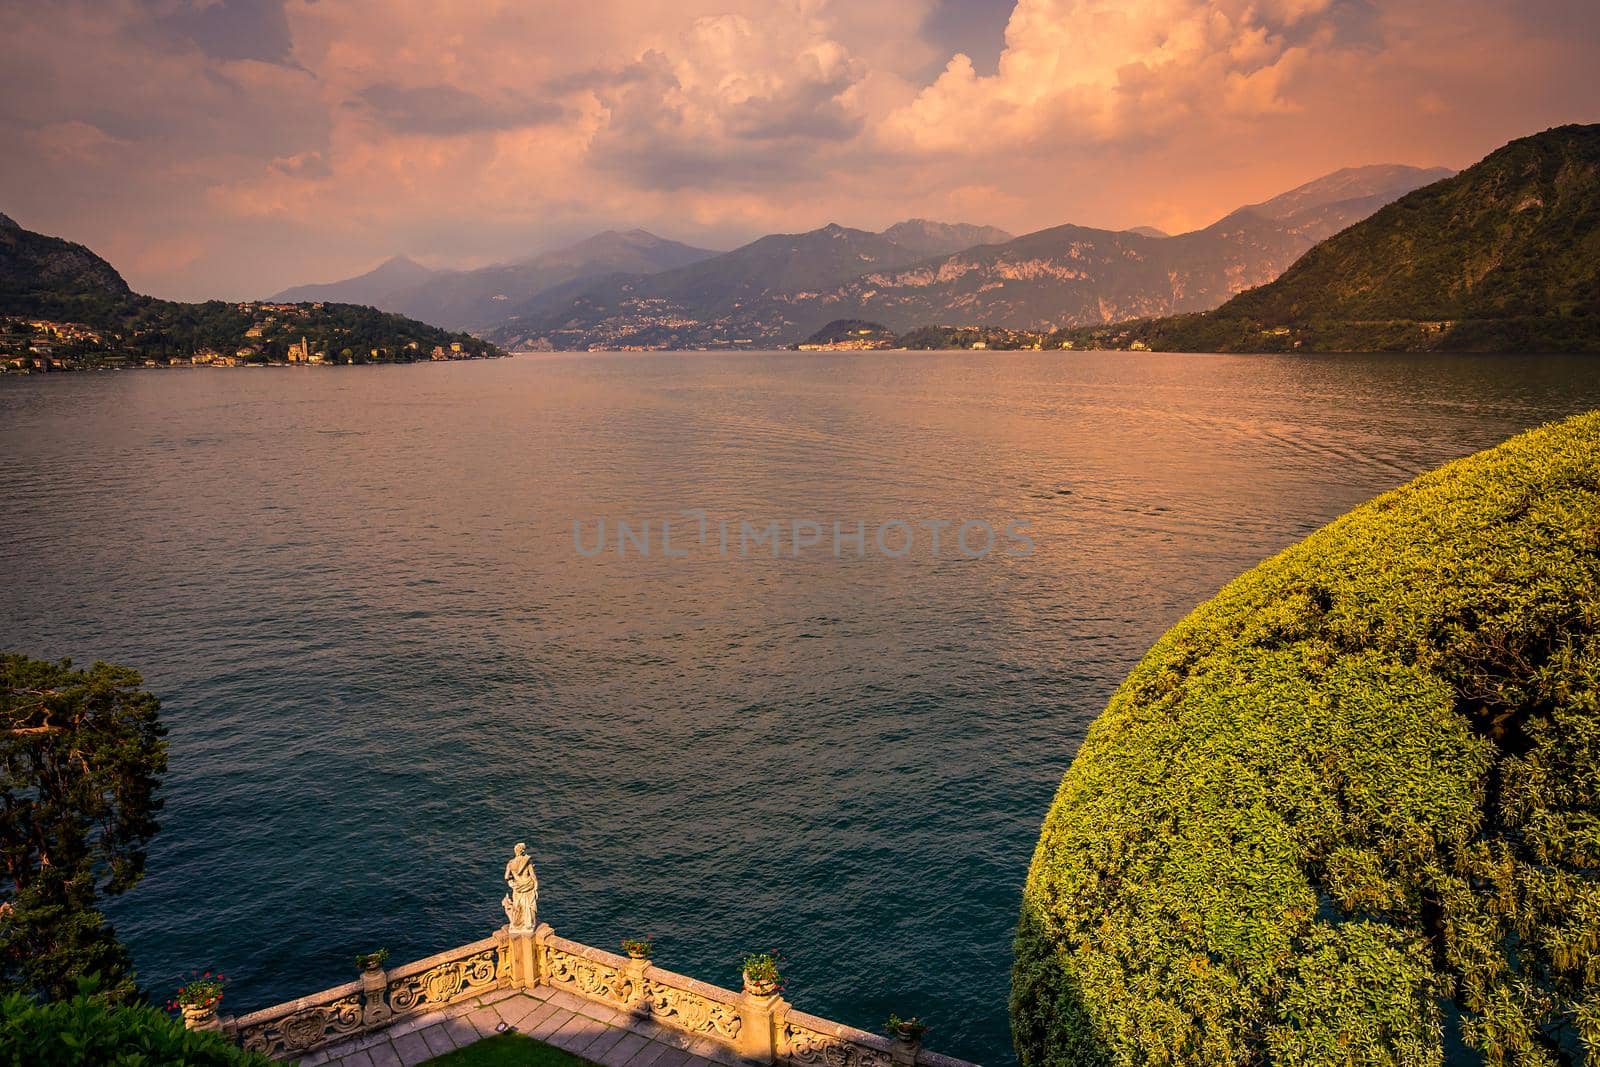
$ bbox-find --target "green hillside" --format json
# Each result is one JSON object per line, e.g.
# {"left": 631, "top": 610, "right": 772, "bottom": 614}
{"left": 0, "top": 212, "right": 134, "bottom": 322}
{"left": 0, "top": 214, "right": 501, "bottom": 366}
{"left": 1013, "top": 411, "right": 1600, "bottom": 1065}
{"left": 1058, "top": 125, "right": 1600, "bottom": 353}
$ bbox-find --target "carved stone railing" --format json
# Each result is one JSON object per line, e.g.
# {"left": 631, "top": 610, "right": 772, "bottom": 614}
{"left": 229, "top": 977, "right": 367, "bottom": 1059}
{"left": 227, "top": 935, "right": 508, "bottom": 1059}
{"left": 210, "top": 850, "right": 979, "bottom": 1067}
{"left": 781, "top": 1009, "right": 899, "bottom": 1067}
{"left": 631, "top": 961, "right": 747, "bottom": 1049}
{"left": 540, "top": 934, "right": 749, "bottom": 1051}
{"left": 386, "top": 935, "right": 508, "bottom": 1017}
{"left": 541, "top": 935, "right": 641, "bottom": 1009}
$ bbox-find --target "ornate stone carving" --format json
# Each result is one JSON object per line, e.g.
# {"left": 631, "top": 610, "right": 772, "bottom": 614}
{"left": 502, "top": 842, "right": 539, "bottom": 930}
{"left": 783, "top": 1021, "right": 894, "bottom": 1067}
{"left": 546, "top": 946, "right": 635, "bottom": 1004}
{"left": 645, "top": 979, "right": 743, "bottom": 1042}
{"left": 238, "top": 994, "right": 363, "bottom": 1056}
{"left": 388, "top": 949, "right": 500, "bottom": 1015}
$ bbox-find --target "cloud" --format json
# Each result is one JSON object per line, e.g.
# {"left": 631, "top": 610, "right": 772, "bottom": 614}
{"left": 586, "top": 11, "right": 871, "bottom": 188}
{"left": 0, "top": 0, "right": 1595, "bottom": 300}
{"left": 355, "top": 83, "right": 566, "bottom": 135}
{"left": 157, "top": 0, "right": 297, "bottom": 65}
{"left": 882, "top": 0, "right": 1343, "bottom": 153}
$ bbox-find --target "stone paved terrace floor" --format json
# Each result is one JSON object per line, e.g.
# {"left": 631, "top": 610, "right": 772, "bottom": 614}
{"left": 297, "top": 985, "right": 744, "bottom": 1067}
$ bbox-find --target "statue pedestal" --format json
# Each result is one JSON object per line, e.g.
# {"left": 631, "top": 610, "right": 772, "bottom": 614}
{"left": 502, "top": 920, "right": 549, "bottom": 989}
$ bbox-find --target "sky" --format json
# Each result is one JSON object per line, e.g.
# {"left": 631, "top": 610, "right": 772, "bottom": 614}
{"left": 1, "top": 0, "right": 1596, "bottom": 301}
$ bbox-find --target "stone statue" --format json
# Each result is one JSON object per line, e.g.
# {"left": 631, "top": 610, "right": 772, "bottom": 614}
{"left": 502, "top": 842, "right": 539, "bottom": 930}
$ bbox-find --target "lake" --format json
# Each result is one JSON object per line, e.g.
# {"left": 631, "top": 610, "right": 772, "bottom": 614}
{"left": 2, "top": 351, "right": 1597, "bottom": 1063}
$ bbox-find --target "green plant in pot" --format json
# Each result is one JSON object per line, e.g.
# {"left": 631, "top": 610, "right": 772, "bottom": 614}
{"left": 354, "top": 948, "right": 390, "bottom": 973}
{"left": 742, "top": 951, "right": 783, "bottom": 996}
{"left": 886, "top": 1014, "right": 928, "bottom": 1043}
{"left": 169, "top": 972, "right": 227, "bottom": 1026}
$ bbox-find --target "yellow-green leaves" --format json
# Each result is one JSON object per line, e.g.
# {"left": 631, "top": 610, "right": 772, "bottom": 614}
{"left": 1013, "top": 412, "right": 1600, "bottom": 1066}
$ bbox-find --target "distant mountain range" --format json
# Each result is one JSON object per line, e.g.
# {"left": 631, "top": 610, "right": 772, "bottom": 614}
{"left": 271, "top": 253, "right": 438, "bottom": 308}
{"left": 272, "top": 229, "right": 719, "bottom": 332}
{"left": 1063, "top": 125, "right": 1600, "bottom": 353}
{"left": 10, "top": 126, "right": 1591, "bottom": 360}
{"left": 879, "top": 219, "right": 1014, "bottom": 257}
{"left": 473, "top": 164, "right": 1450, "bottom": 350}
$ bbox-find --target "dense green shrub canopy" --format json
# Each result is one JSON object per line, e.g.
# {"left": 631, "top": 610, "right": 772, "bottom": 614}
{"left": 0, "top": 988, "right": 271, "bottom": 1066}
{"left": 1013, "top": 411, "right": 1600, "bottom": 1066}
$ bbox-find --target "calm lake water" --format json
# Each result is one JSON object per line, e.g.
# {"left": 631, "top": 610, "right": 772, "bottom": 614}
{"left": 2, "top": 351, "right": 1598, "bottom": 1062}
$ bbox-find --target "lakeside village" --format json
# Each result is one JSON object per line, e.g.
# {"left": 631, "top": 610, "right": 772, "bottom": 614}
{"left": 791, "top": 320, "right": 1164, "bottom": 352}
{"left": 0, "top": 302, "right": 505, "bottom": 373}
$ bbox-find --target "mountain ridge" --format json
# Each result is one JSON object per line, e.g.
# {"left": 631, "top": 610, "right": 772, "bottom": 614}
{"left": 881, "top": 219, "right": 1014, "bottom": 257}
{"left": 488, "top": 164, "right": 1452, "bottom": 350}
{"left": 271, "top": 229, "right": 721, "bottom": 332}
{"left": 0, "top": 212, "right": 135, "bottom": 322}
{"left": 273, "top": 254, "right": 442, "bottom": 307}
{"left": 1058, "top": 125, "right": 1600, "bottom": 352}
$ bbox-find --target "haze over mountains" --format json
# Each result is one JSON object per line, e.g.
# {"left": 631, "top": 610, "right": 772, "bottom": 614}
{"left": 272, "top": 221, "right": 1017, "bottom": 335}
{"left": 10, "top": 130, "right": 1595, "bottom": 359}
{"left": 267, "top": 165, "right": 1448, "bottom": 349}
{"left": 272, "top": 229, "right": 719, "bottom": 332}
{"left": 474, "top": 164, "right": 1450, "bottom": 349}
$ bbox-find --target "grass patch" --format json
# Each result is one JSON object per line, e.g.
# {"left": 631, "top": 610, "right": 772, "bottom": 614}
{"left": 420, "top": 1031, "right": 593, "bottom": 1067}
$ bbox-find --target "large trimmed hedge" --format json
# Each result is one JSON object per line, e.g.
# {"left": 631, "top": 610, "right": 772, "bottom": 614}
{"left": 1013, "top": 411, "right": 1600, "bottom": 1066}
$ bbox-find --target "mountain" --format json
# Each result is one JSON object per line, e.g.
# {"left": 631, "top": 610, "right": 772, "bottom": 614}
{"left": 1244, "top": 164, "right": 1454, "bottom": 220}
{"left": 1124, "top": 226, "right": 1170, "bottom": 238}
{"left": 0, "top": 215, "right": 501, "bottom": 366}
{"left": 487, "top": 223, "right": 940, "bottom": 349}
{"left": 271, "top": 229, "right": 719, "bottom": 332}
{"left": 272, "top": 255, "right": 441, "bottom": 307}
{"left": 1071, "top": 125, "right": 1600, "bottom": 353}
{"left": 762, "top": 163, "right": 1456, "bottom": 337}
{"left": 489, "top": 166, "right": 1451, "bottom": 350}
{"left": 880, "top": 219, "right": 1013, "bottom": 257}
{"left": 389, "top": 230, "right": 718, "bottom": 331}
{"left": 1, "top": 210, "right": 134, "bottom": 322}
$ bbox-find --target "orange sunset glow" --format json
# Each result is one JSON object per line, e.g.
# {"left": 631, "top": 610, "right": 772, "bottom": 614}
{"left": 2, "top": 0, "right": 1595, "bottom": 301}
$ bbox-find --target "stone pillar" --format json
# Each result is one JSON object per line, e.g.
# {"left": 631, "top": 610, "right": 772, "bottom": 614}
{"left": 504, "top": 920, "right": 550, "bottom": 989}
{"left": 891, "top": 1035, "right": 921, "bottom": 1067}
{"left": 624, "top": 956, "right": 651, "bottom": 1006}
{"left": 739, "top": 978, "right": 784, "bottom": 1064}
{"left": 360, "top": 962, "right": 391, "bottom": 1027}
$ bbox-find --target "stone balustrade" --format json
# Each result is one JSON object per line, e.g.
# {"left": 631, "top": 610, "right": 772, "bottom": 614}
{"left": 195, "top": 849, "right": 977, "bottom": 1067}
{"left": 219, "top": 935, "right": 510, "bottom": 1059}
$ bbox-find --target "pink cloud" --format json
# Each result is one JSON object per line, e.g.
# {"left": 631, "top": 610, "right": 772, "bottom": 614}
{"left": 0, "top": 0, "right": 1593, "bottom": 300}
